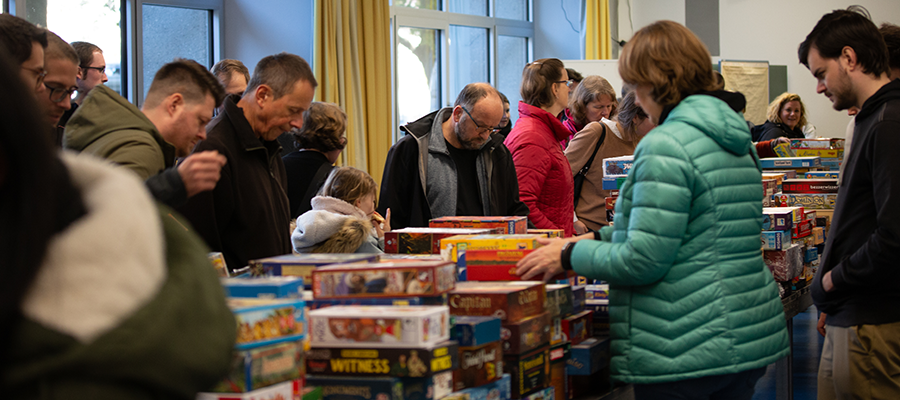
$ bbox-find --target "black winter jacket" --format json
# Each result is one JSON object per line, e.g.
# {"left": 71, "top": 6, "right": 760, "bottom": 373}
{"left": 177, "top": 95, "right": 292, "bottom": 271}
{"left": 756, "top": 121, "right": 805, "bottom": 142}
{"left": 377, "top": 110, "right": 529, "bottom": 230}
{"left": 811, "top": 79, "right": 900, "bottom": 326}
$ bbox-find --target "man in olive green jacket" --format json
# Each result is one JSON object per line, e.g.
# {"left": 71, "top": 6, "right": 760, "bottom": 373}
{"left": 64, "top": 59, "right": 227, "bottom": 207}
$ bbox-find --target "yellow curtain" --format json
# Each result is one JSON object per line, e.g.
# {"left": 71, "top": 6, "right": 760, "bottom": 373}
{"left": 585, "top": 0, "right": 612, "bottom": 60}
{"left": 314, "top": 0, "right": 391, "bottom": 187}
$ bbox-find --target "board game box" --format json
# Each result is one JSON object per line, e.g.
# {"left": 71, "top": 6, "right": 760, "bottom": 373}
{"left": 311, "top": 261, "right": 457, "bottom": 299}
{"left": 306, "top": 340, "right": 458, "bottom": 378}
{"left": 198, "top": 380, "right": 294, "bottom": 400}
{"left": 566, "top": 337, "right": 610, "bottom": 376}
{"left": 230, "top": 298, "right": 307, "bottom": 350}
{"left": 308, "top": 305, "right": 450, "bottom": 347}
{"left": 501, "top": 312, "right": 551, "bottom": 355}
{"left": 453, "top": 373, "right": 511, "bottom": 400}
{"left": 452, "top": 316, "right": 502, "bottom": 347}
{"left": 249, "top": 254, "right": 380, "bottom": 284}
{"left": 213, "top": 340, "right": 303, "bottom": 393}
{"left": 449, "top": 281, "right": 546, "bottom": 323}
{"left": 429, "top": 216, "right": 528, "bottom": 235}
{"left": 223, "top": 276, "right": 304, "bottom": 299}
{"left": 455, "top": 341, "right": 503, "bottom": 391}
{"left": 503, "top": 345, "right": 551, "bottom": 399}
{"left": 385, "top": 228, "right": 500, "bottom": 254}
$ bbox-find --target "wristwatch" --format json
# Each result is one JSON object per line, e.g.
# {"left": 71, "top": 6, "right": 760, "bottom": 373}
{"left": 561, "top": 241, "right": 576, "bottom": 271}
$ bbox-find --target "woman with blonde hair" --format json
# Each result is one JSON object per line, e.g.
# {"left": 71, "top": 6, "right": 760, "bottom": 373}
{"left": 565, "top": 89, "right": 655, "bottom": 231}
{"left": 561, "top": 75, "right": 619, "bottom": 145}
{"left": 516, "top": 20, "right": 789, "bottom": 398}
{"left": 504, "top": 58, "right": 575, "bottom": 236}
{"left": 755, "top": 92, "right": 809, "bottom": 141}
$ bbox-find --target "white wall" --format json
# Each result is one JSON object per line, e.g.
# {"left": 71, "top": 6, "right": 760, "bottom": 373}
{"left": 223, "top": 0, "right": 315, "bottom": 72}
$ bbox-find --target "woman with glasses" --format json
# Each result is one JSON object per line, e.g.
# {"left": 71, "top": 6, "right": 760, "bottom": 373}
{"left": 283, "top": 102, "right": 348, "bottom": 219}
{"left": 504, "top": 58, "right": 576, "bottom": 237}
{"left": 516, "top": 21, "right": 789, "bottom": 399}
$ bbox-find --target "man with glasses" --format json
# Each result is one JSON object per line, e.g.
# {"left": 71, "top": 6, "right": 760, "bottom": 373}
{"left": 378, "top": 82, "right": 529, "bottom": 230}
{"left": 39, "top": 32, "right": 79, "bottom": 144}
{"left": 0, "top": 14, "right": 48, "bottom": 98}
{"left": 58, "top": 41, "right": 108, "bottom": 128}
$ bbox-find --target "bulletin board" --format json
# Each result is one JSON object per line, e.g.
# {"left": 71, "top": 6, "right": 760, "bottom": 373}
{"left": 719, "top": 60, "right": 769, "bottom": 125}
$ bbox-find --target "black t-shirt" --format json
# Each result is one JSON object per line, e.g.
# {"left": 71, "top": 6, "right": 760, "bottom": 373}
{"left": 282, "top": 150, "right": 332, "bottom": 218}
{"left": 445, "top": 139, "right": 483, "bottom": 216}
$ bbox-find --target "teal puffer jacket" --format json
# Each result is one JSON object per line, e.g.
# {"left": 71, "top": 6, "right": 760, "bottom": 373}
{"left": 571, "top": 94, "right": 790, "bottom": 384}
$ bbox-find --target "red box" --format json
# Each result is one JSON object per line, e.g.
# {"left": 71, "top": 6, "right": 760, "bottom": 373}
{"left": 449, "top": 281, "right": 546, "bottom": 323}
{"left": 792, "top": 218, "right": 813, "bottom": 239}
{"left": 464, "top": 249, "right": 534, "bottom": 281}
{"left": 782, "top": 179, "right": 839, "bottom": 194}
{"left": 501, "top": 312, "right": 551, "bottom": 355}
{"left": 429, "top": 216, "right": 528, "bottom": 234}
{"left": 560, "top": 310, "right": 593, "bottom": 346}
{"left": 604, "top": 197, "right": 617, "bottom": 210}
{"left": 385, "top": 228, "right": 499, "bottom": 254}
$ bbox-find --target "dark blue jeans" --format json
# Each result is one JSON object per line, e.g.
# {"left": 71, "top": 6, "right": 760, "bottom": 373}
{"left": 633, "top": 367, "right": 766, "bottom": 400}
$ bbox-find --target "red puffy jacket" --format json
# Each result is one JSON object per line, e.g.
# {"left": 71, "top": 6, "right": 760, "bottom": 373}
{"left": 504, "top": 102, "right": 575, "bottom": 237}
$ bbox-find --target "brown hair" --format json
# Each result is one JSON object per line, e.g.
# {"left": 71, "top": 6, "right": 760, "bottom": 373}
{"left": 211, "top": 59, "right": 250, "bottom": 87}
{"left": 881, "top": 22, "right": 900, "bottom": 73}
{"left": 320, "top": 167, "right": 377, "bottom": 208}
{"left": 293, "top": 102, "right": 347, "bottom": 152}
{"left": 766, "top": 92, "right": 807, "bottom": 128}
{"left": 45, "top": 32, "right": 78, "bottom": 65}
{"left": 569, "top": 75, "right": 618, "bottom": 125}
{"left": 71, "top": 41, "right": 102, "bottom": 68}
{"left": 520, "top": 58, "right": 565, "bottom": 108}
{"left": 619, "top": 20, "right": 716, "bottom": 106}
{"left": 144, "top": 58, "right": 226, "bottom": 108}
{"left": 616, "top": 90, "right": 648, "bottom": 139}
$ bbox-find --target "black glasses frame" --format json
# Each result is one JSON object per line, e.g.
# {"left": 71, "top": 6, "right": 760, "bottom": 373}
{"left": 460, "top": 106, "right": 500, "bottom": 135}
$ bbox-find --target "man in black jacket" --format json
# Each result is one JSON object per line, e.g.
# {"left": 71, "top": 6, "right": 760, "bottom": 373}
{"left": 178, "top": 53, "right": 316, "bottom": 271}
{"left": 378, "top": 83, "right": 529, "bottom": 229}
{"left": 800, "top": 7, "right": 900, "bottom": 399}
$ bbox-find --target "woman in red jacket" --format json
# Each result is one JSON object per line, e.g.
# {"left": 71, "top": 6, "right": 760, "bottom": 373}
{"left": 504, "top": 58, "right": 575, "bottom": 236}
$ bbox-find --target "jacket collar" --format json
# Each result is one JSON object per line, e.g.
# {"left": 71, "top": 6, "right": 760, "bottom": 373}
{"left": 856, "top": 79, "right": 900, "bottom": 121}
{"left": 221, "top": 94, "right": 282, "bottom": 155}
{"left": 517, "top": 101, "right": 571, "bottom": 141}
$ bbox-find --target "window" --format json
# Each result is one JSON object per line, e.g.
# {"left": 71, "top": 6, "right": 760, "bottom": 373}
{"left": 15, "top": 0, "right": 221, "bottom": 104}
{"left": 45, "top": 0, "right": 124, "bottom": 96}
{"left": 391, "top": 0, "right": 534, "bottom": 137}
{"left": 141, "top": 4, "right": 212, "bottom": 98}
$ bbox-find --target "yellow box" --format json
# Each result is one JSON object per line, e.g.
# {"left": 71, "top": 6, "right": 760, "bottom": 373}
{"left": 527, "top": 229, "right": 564, "bottom": 239}
{"left": 794, "top": 149, "right": 844, "bottom": 158}
{"left": 439, "top": 234, "right": 544, "bottom": 262}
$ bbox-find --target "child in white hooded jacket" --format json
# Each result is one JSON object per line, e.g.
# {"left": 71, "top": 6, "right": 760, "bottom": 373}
{"left": 292, "top": 167, "right": 391, "bottom": 253}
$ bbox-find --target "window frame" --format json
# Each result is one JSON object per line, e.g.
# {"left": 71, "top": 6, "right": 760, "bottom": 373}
{"left": 390, "top": 0, "right": 534, "bottom": 142}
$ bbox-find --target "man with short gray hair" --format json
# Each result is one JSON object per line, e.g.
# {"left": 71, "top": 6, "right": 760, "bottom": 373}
{"left": 178, "top": 52, "right": 317, "bottom": 271}
{"left": 378, "top": 82, "right": 529, "bottom": 230}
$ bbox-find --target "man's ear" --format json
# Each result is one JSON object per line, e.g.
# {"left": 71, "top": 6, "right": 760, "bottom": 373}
{"left": 165, "top": 93, "right": 185, "bottom": 117}
{"left": 840, "top": 46, "right": 859, "bottom": 72}
{"left": 255, "top": 84, "right": 271, "bottom": 108}
{"left": 452, "top": 105, "right": 462, "bottom": 122}
{"left": 76, "top": 67, "right": 83, "bottom": 81}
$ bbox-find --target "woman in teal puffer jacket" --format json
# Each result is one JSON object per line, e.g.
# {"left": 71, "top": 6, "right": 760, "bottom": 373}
{"left": 516, "top": 20, "right": 789, "bottom": 399}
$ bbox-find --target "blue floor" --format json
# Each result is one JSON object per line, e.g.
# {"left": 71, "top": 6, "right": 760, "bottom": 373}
{"left": 752, "top": 306, "right": 824, "bottom": 400}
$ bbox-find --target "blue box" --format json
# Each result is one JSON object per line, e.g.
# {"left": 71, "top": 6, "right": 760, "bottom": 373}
{"left": 760, "top": 157, "right": 822, "bottom": 169}
{"left": 452, "top": 316, "right": 501, "bottom": 347}
{"left": 584, "top": 284, "right": 609, "bottom": 302}
{"left": 249, "top": 254, "right": 380, "bottom": 283}
{"left": 223, "top": 276, "right": 304, "bottom": 299}
{"left": 230, "top": 298, "right": 307, "bottom": 350}
{"left": 308, "top": 296, "right": 447, "bottom": 310}
{"left": 566, "top": 337, "right": 610, "bottom": 376}
{"left": 761, "top": 231, "right": 792, "bottom": 251}
{"left": 804, "top": 246, "right": 818, "bottom": 263}
{"left": 454, "top": 373, "right": 511, "bottom": 400}
{"left": 572, "top": 286, "right": 586, "bottom": 314}
{"left": 819, "top": 158, "right": 842, "bottom": 171}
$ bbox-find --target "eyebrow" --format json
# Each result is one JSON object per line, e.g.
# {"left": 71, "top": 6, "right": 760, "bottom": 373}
{"left": 813, "top": 68, "right": 824, "bottom": 79}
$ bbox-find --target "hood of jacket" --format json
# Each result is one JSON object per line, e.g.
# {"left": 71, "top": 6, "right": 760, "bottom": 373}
{"left": 292, "top": 196, "right": 374, "bottom": 253}
{"left": 64, "top": 85, "right": 172, "bottom": 158}
{"left": 517, "top": 101, "right": 571, "bottom": 142}
{"left": 857, "top": 79, "right": 900, "bottom": 121}
{"left": 664, "top": 93, "right": 754, "bottom": 158}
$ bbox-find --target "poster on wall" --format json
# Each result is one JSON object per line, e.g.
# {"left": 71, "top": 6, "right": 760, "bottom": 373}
{"left": 720, "top": 60, "right": 769, "bottom": 126}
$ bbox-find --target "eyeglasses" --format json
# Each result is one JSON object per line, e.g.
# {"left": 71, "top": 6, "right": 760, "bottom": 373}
{"left": 81, "top": 65, "right": 107, "bottom": 75}
{"left": 557, "top": 80, "right": 574, "bottom": 88}
{"left": 461, "top": 106, "right": 500, "bottom": 135}
{"left": 21, "top": 66, "right": 47, "bottom": 90}
{"left": 45, "top": 84, "right": 78, "bottom": 103}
